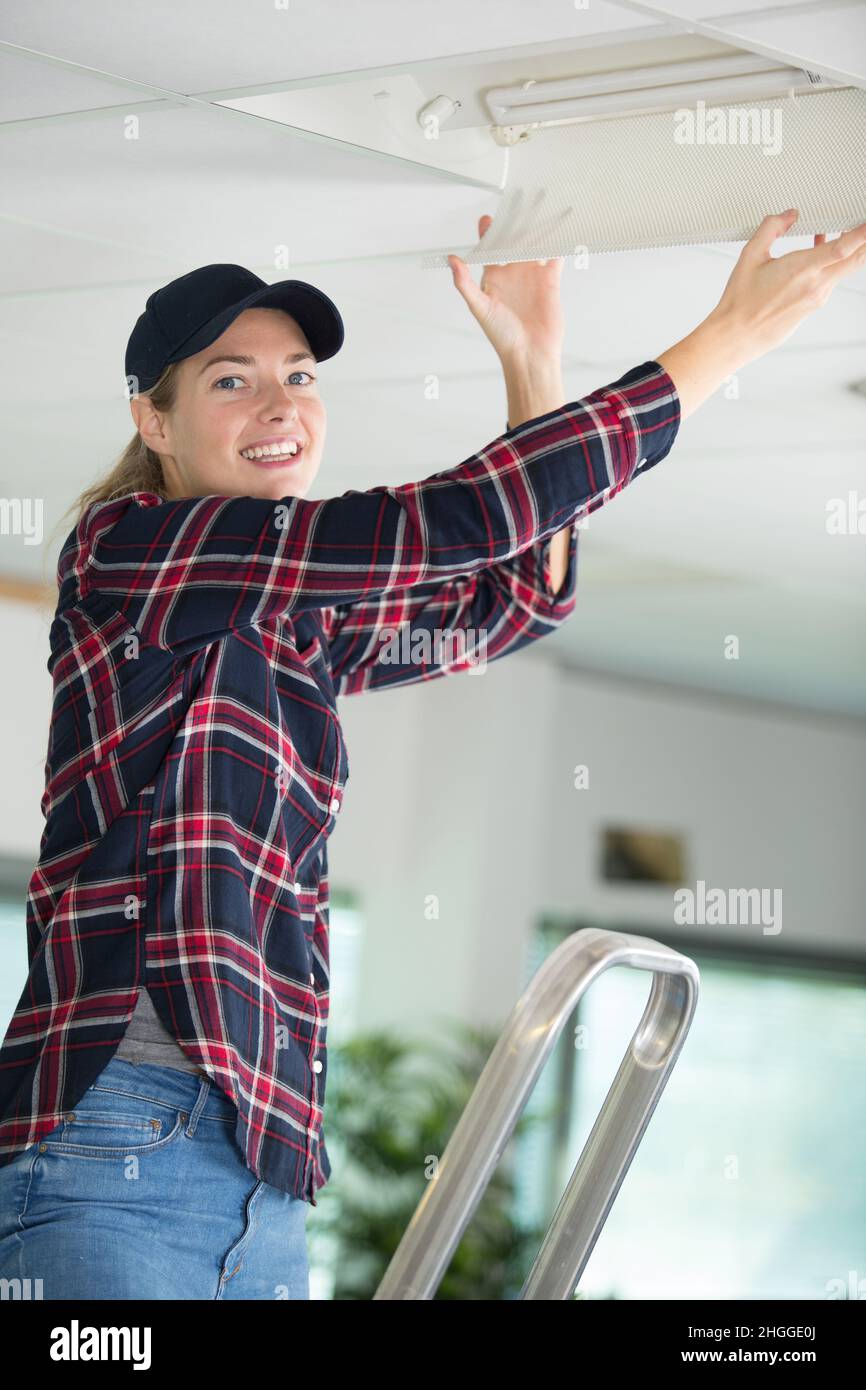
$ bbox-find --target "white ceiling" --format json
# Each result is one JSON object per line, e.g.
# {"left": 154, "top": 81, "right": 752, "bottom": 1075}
{"left": 615, "top": 0, "right": 866, "bottom": 87}
{"left": 1, "top": 0, "right": 865, "bottom": 718}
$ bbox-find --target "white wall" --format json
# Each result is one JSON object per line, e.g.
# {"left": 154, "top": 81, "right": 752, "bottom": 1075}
{"left": 332, "top": 645, "right": 866, "bottom": 1036}
{"left": 0, "top": 599, "right": 54, "bottom": 859}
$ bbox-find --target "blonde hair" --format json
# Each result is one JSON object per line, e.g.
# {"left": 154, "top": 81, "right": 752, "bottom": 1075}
{"left": 44, "top": 361, "right": 182, "bottom": 588}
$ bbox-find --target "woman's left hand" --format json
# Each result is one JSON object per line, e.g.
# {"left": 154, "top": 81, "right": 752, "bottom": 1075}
{"left": 448, "top": 214, "right": 564, "bottom": 365}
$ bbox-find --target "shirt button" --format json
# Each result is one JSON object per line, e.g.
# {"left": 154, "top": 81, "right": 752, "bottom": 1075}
{"left": 312, "top": 1059, "right": 323, "bottom": 1073}
{"left": 639, "top": 457, "right": 647, "bottom": 467}
{"left": 329, "top": 796, "right": 340, "bottom": 814}
{"left": 309, "top": 972, "right": 315, "bottom": 984}
{"left": 294, "top": 880, "right": 302, "bottom": 894}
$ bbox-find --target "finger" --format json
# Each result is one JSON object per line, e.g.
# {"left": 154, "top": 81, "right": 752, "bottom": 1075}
{"left": 814, "top": 233, "right": 826, "bottom": 247}
{"left": 478, "top": 214, "right": 501, "bottom": 274}
{"left": 536, "top": 256, "right": 565, "bottom": 274}
{"left": 740, "top": 208, "right": 799, "bottom": 263}
{"left": 447, "top": 253, "right": 489, "bottom": 318}
{"left": 821, "top": 232, "right": 866, "bottom": 286}
{"left": 811, "top": 219, "right": 866, "bottom": 276}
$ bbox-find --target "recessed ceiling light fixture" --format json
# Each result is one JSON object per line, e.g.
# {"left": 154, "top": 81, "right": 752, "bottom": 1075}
{"left": 483, "top": 53, "right": 834, "bottom": 130}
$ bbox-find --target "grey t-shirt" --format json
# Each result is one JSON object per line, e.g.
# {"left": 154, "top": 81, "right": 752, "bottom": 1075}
{"left": 115, "top": 987, "right": 209, "bottom": 1078}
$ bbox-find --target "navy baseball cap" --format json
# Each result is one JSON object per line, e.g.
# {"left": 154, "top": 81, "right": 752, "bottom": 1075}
{"left": 125, "top": 263, "right": 345, "bottom": 394}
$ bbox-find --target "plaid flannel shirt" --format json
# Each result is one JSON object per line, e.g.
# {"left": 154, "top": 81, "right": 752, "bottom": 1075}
{"left": 0, "top": 359, "right": 680, "bottom": 1202}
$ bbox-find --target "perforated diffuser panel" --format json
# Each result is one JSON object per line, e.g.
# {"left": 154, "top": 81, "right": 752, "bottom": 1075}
{"left": 422, "top": 87, "right": 866, "bottom": 265}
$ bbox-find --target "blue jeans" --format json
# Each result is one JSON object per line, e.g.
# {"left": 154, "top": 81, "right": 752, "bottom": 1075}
{"left": 0, "top": 1056, "right": 310, "bottom": 1300}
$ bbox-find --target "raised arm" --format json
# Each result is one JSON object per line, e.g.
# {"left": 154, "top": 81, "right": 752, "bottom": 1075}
{"left": 75, "top": 358, "right": 678, "bottom": 656}
{"left": 321, "top": 207, "right": 866, "bottom": 694}
{"left": 450, "top": 209, "right": 866, "bottom": 428}
{"left": 320, "top": 513, "right": 582, "bottom": 697}
{"left": 654, "top": 212, "right": 866, "bottom": 418}
{"left": 77, "top": 209, "right": 866, "bottom": 660}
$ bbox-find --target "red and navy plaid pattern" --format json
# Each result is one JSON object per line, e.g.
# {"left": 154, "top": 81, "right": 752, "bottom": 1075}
{"left": 0, "top": 360, "right": 680, "bottom": 1202}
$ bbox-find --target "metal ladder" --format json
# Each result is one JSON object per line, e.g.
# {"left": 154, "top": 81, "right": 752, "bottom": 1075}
{"left": 373, "top": 927, "right": 699, "bottom": 1300}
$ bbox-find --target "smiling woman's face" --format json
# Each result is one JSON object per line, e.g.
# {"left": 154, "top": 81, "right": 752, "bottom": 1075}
{"left": 131, "top": 306, "right": 326, "bottom": 501}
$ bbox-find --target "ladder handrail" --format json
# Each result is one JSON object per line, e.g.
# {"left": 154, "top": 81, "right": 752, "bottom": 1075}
{"left": 372, "top": 927, "right": 699, "bottom": 1300}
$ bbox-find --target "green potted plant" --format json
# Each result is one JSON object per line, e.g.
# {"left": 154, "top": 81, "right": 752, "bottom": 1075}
{"left": 310, "top": 1020, "right": 555, "bottom": 1300}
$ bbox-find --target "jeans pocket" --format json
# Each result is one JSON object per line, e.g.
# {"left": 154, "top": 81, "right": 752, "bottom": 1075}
{"left": 38, "top": 1092, "right": 187, "bottom": 1158}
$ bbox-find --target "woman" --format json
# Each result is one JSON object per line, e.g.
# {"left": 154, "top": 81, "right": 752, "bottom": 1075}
{"left": 0, "top": 210, "right": 862, "bottom": 1301}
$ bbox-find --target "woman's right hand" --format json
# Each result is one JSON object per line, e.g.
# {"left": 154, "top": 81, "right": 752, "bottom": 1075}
{"left": 657, "top": 210, "right": 866, "bottom": 419}
{"left": 709, "top": 209, "right": 866, "bottom": 366}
